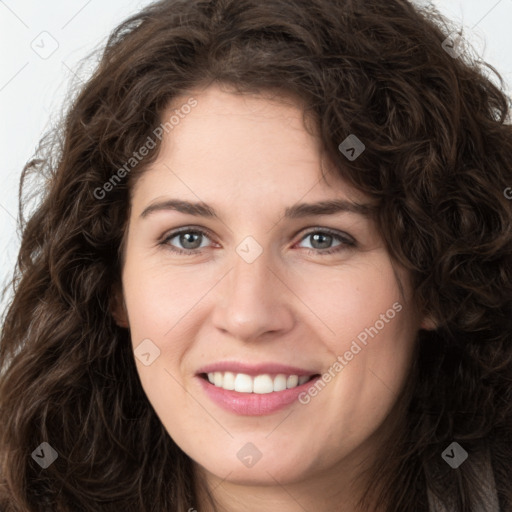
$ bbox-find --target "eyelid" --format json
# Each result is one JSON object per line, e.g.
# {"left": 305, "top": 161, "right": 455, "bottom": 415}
{"left": 160, "top": 225, "right": 217, "bottom": 244}
{"left": 296, "top": 226, "right": 355, "bottom": 245}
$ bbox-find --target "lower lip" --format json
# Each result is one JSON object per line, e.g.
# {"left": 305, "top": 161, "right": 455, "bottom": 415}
{"left": 196, "top": 375, "right": 321, "bottom": 416}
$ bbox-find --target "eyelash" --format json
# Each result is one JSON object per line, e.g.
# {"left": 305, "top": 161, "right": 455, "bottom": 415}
{"left": 159, "top": 226, "right": 356, "bottom": 256}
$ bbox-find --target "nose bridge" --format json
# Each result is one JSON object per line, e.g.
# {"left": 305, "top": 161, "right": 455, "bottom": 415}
{"left": 213, "top": 238, "right": 294, "bottom": 340}
{"left": 230, "top": 244, "right": 270, "bottom": 300}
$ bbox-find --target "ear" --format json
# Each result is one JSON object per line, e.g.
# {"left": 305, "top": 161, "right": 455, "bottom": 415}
{"left": 420, "top": 314, "right": 437, "bottom": 331}
{"left": 110, "top": 282, "right": 129, "bottom": 328}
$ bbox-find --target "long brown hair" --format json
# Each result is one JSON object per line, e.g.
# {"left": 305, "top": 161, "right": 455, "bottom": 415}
{"left": 1, "top": 0, "right": 511, "bottom": 510}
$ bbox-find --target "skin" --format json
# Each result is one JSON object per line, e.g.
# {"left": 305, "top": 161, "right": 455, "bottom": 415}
{"left": 112, "top": 83, "right": 436, "bottom": 512}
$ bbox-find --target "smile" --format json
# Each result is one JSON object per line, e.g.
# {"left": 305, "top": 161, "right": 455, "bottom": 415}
{"left": 202, "top": 372, "right": 316, "bottom": 393}
{"left": 196, "top": 364, "right": 321, "bottom": 415}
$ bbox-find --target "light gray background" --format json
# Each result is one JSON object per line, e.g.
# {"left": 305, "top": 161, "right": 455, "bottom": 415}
{"left": 1, "top": 0, "right": 512, "bottom": 319}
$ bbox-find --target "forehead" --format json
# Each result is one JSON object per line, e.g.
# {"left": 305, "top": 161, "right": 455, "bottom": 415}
{"left": 132, "top": 84, "right": 369, "bottom": 208}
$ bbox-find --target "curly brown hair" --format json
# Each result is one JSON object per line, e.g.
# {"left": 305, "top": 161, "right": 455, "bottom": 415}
{"left": 1, "top": 0, "right": 511, "bottom": 510}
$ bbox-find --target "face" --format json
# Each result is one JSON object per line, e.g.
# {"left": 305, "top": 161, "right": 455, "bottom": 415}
{"left": 113, "top": 84, "right": 433, "bottom": 493}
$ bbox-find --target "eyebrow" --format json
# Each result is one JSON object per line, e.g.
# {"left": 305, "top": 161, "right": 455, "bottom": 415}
{"left": 140, "top": 198, "right": 375, "bottom": 220}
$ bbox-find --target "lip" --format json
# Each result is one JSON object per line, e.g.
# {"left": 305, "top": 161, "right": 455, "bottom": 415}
{"left": 196, "top": 361, "right": 318, "bottom": 377}
{"left": 196, "top": 374, "right": 321, "bottom": 416}
{"left": 195, "top": 361, "right": 321, "bottom": 416}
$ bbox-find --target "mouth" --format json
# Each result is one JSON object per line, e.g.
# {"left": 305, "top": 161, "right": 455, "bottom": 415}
{"left": 194, "top": 361, "right": 322, "bottom": 415}
{"left": 199, "top": 372, "right": 320, "bottom": 394}
{"left": 196, "top": 367, "right": 322, "bottom": 416}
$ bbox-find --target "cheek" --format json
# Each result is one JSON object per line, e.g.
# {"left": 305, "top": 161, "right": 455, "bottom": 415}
{"left": 122, "top": 253, "right": 219, "bottom": 394}
{"left": 122, "top": 257, "right": 195, "bottom": 426}
{"left": 296, "top": 255, "right": 403, "bottom": 345}
{"left": 307, "top": 258, "right": 414, "bottom": 410}
{"left": 121, "top": 253, "right": 205, "bottom": 338}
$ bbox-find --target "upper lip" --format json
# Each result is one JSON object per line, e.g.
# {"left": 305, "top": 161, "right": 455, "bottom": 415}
{"left": 196, "top": 361, "right": 319, "bottom": 377}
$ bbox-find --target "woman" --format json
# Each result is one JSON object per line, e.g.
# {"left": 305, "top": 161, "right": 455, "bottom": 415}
{"left": 1, "top": 0, "right": 511, "bottom": 510}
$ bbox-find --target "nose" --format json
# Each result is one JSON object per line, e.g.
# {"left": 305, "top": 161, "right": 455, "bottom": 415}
{"left": 211, "top": 247, "right": 295, "bottom": 342}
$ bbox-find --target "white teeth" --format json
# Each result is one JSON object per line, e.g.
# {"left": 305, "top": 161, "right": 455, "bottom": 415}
{"left": 286, "top": 375, "right": 299, "bottom": 388}
{"left": 205, "top": 372, "right": 314, "bottom": 393}
{"left": 273, "top": 374, "right": 287, "bottom": 392}
{"left": 223, "top": 371, "right": 235, "bottom": 390}
{"left": 253, "top": 375, "right": 274, "bottom": 394}
{"left": 234, "top": 373, "right": 253, "bottom": 393}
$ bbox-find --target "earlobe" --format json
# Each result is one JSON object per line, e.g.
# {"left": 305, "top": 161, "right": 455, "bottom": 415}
{"left": 110, "top": 284, "right": 129, "bottom": 328}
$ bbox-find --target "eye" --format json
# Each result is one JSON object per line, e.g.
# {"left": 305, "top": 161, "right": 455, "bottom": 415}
{"left": 295, "top": 228, "right": 356, "bottom": 255}
{"left": 160, "top": 227, "right": 213, "bottom": 255}
{"left": 160, "top": 226, "right": 356, "bottom": 256}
